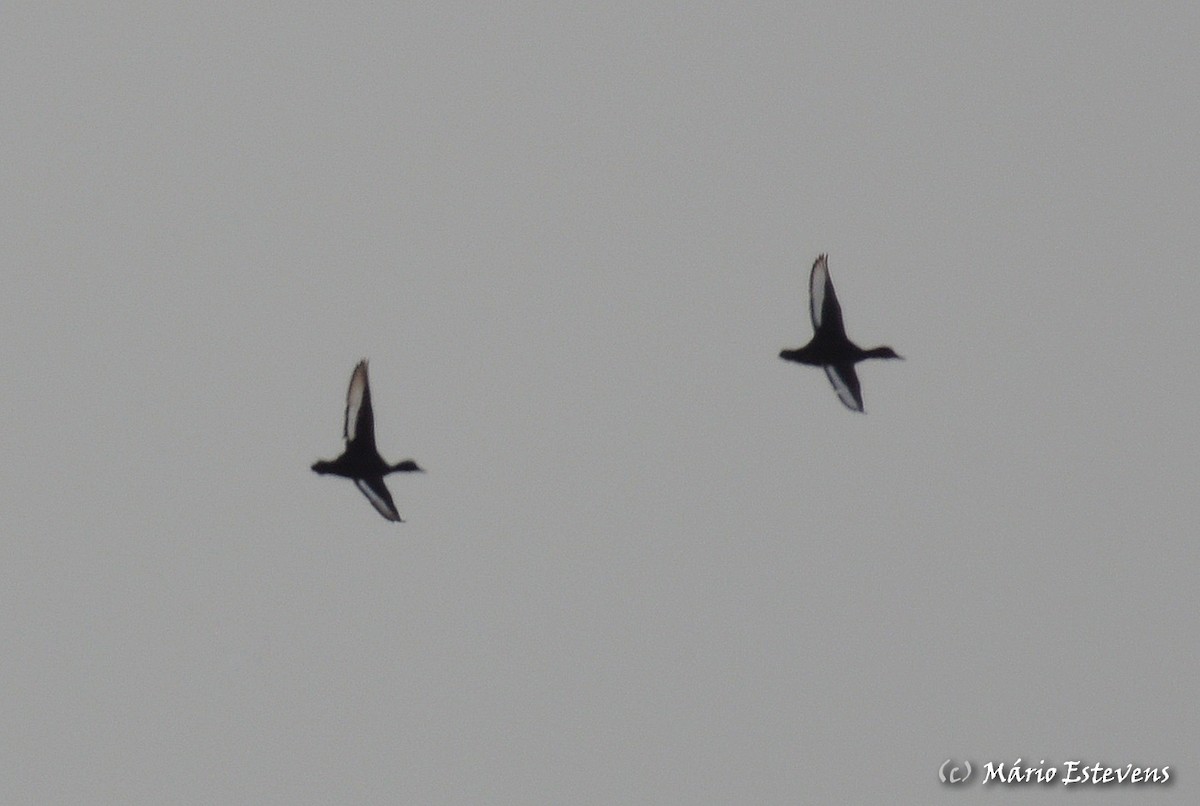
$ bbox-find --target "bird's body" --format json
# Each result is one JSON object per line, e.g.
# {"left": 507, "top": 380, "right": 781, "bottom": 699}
{"left": 779, "top": 254, "right": 902, "bottom": 412}
{"left": 312, "top": 360, "right": 422, "bottom": 522}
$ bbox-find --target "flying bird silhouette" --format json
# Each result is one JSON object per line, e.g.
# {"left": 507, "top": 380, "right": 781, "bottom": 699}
{"left": 779, "top": 254, "right": 902, "bottom": 412}
{"left": 312, "top": 360, "right": 422, "bottom": 521}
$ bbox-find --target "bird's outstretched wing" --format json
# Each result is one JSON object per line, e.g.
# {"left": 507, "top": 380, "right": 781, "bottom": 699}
{"left": 809, "top": 254, "right": 847, "bottom": 338}
{"left": 824, "top": 363, "right": 864, "bottom": 412}
{"left": 355, "top": 477, "right": 402, "bottom": 522}
{"left": 343, "top": 359, "right": 377, "bottom": 449}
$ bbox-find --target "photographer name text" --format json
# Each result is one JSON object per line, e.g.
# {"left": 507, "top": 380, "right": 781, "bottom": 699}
{"left": 981, "top": 758, "right": 1170, "bottom": 786}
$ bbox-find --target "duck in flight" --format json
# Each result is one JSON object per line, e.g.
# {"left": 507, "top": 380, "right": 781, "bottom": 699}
{"left": 312, "top": 360, "right": 423, "bottom": 521}
{"left": 779, "top": 254, "right": 902, "bottom": 412}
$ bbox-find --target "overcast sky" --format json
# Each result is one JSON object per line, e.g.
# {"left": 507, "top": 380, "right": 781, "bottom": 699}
{"left": 3, "top": 4, "right": 1198, "bottom": 804}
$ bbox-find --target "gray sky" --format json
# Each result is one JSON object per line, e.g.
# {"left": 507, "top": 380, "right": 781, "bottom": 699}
{"left": 3, "top": 3, "right": 1198, "bottom": 803}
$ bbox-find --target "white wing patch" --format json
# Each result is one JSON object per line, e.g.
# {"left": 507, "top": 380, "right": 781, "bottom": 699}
{"left": 344, "top": 361, "right": 368, "bottom": 440}
{"left": 810, "top": 255, "right": 828, "bottom": 328}
{"left": 824, "top": 365, "right": 863, "bottom": 412}
{"left": 355, "top": 478, "right": 401, "bottom": 522}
